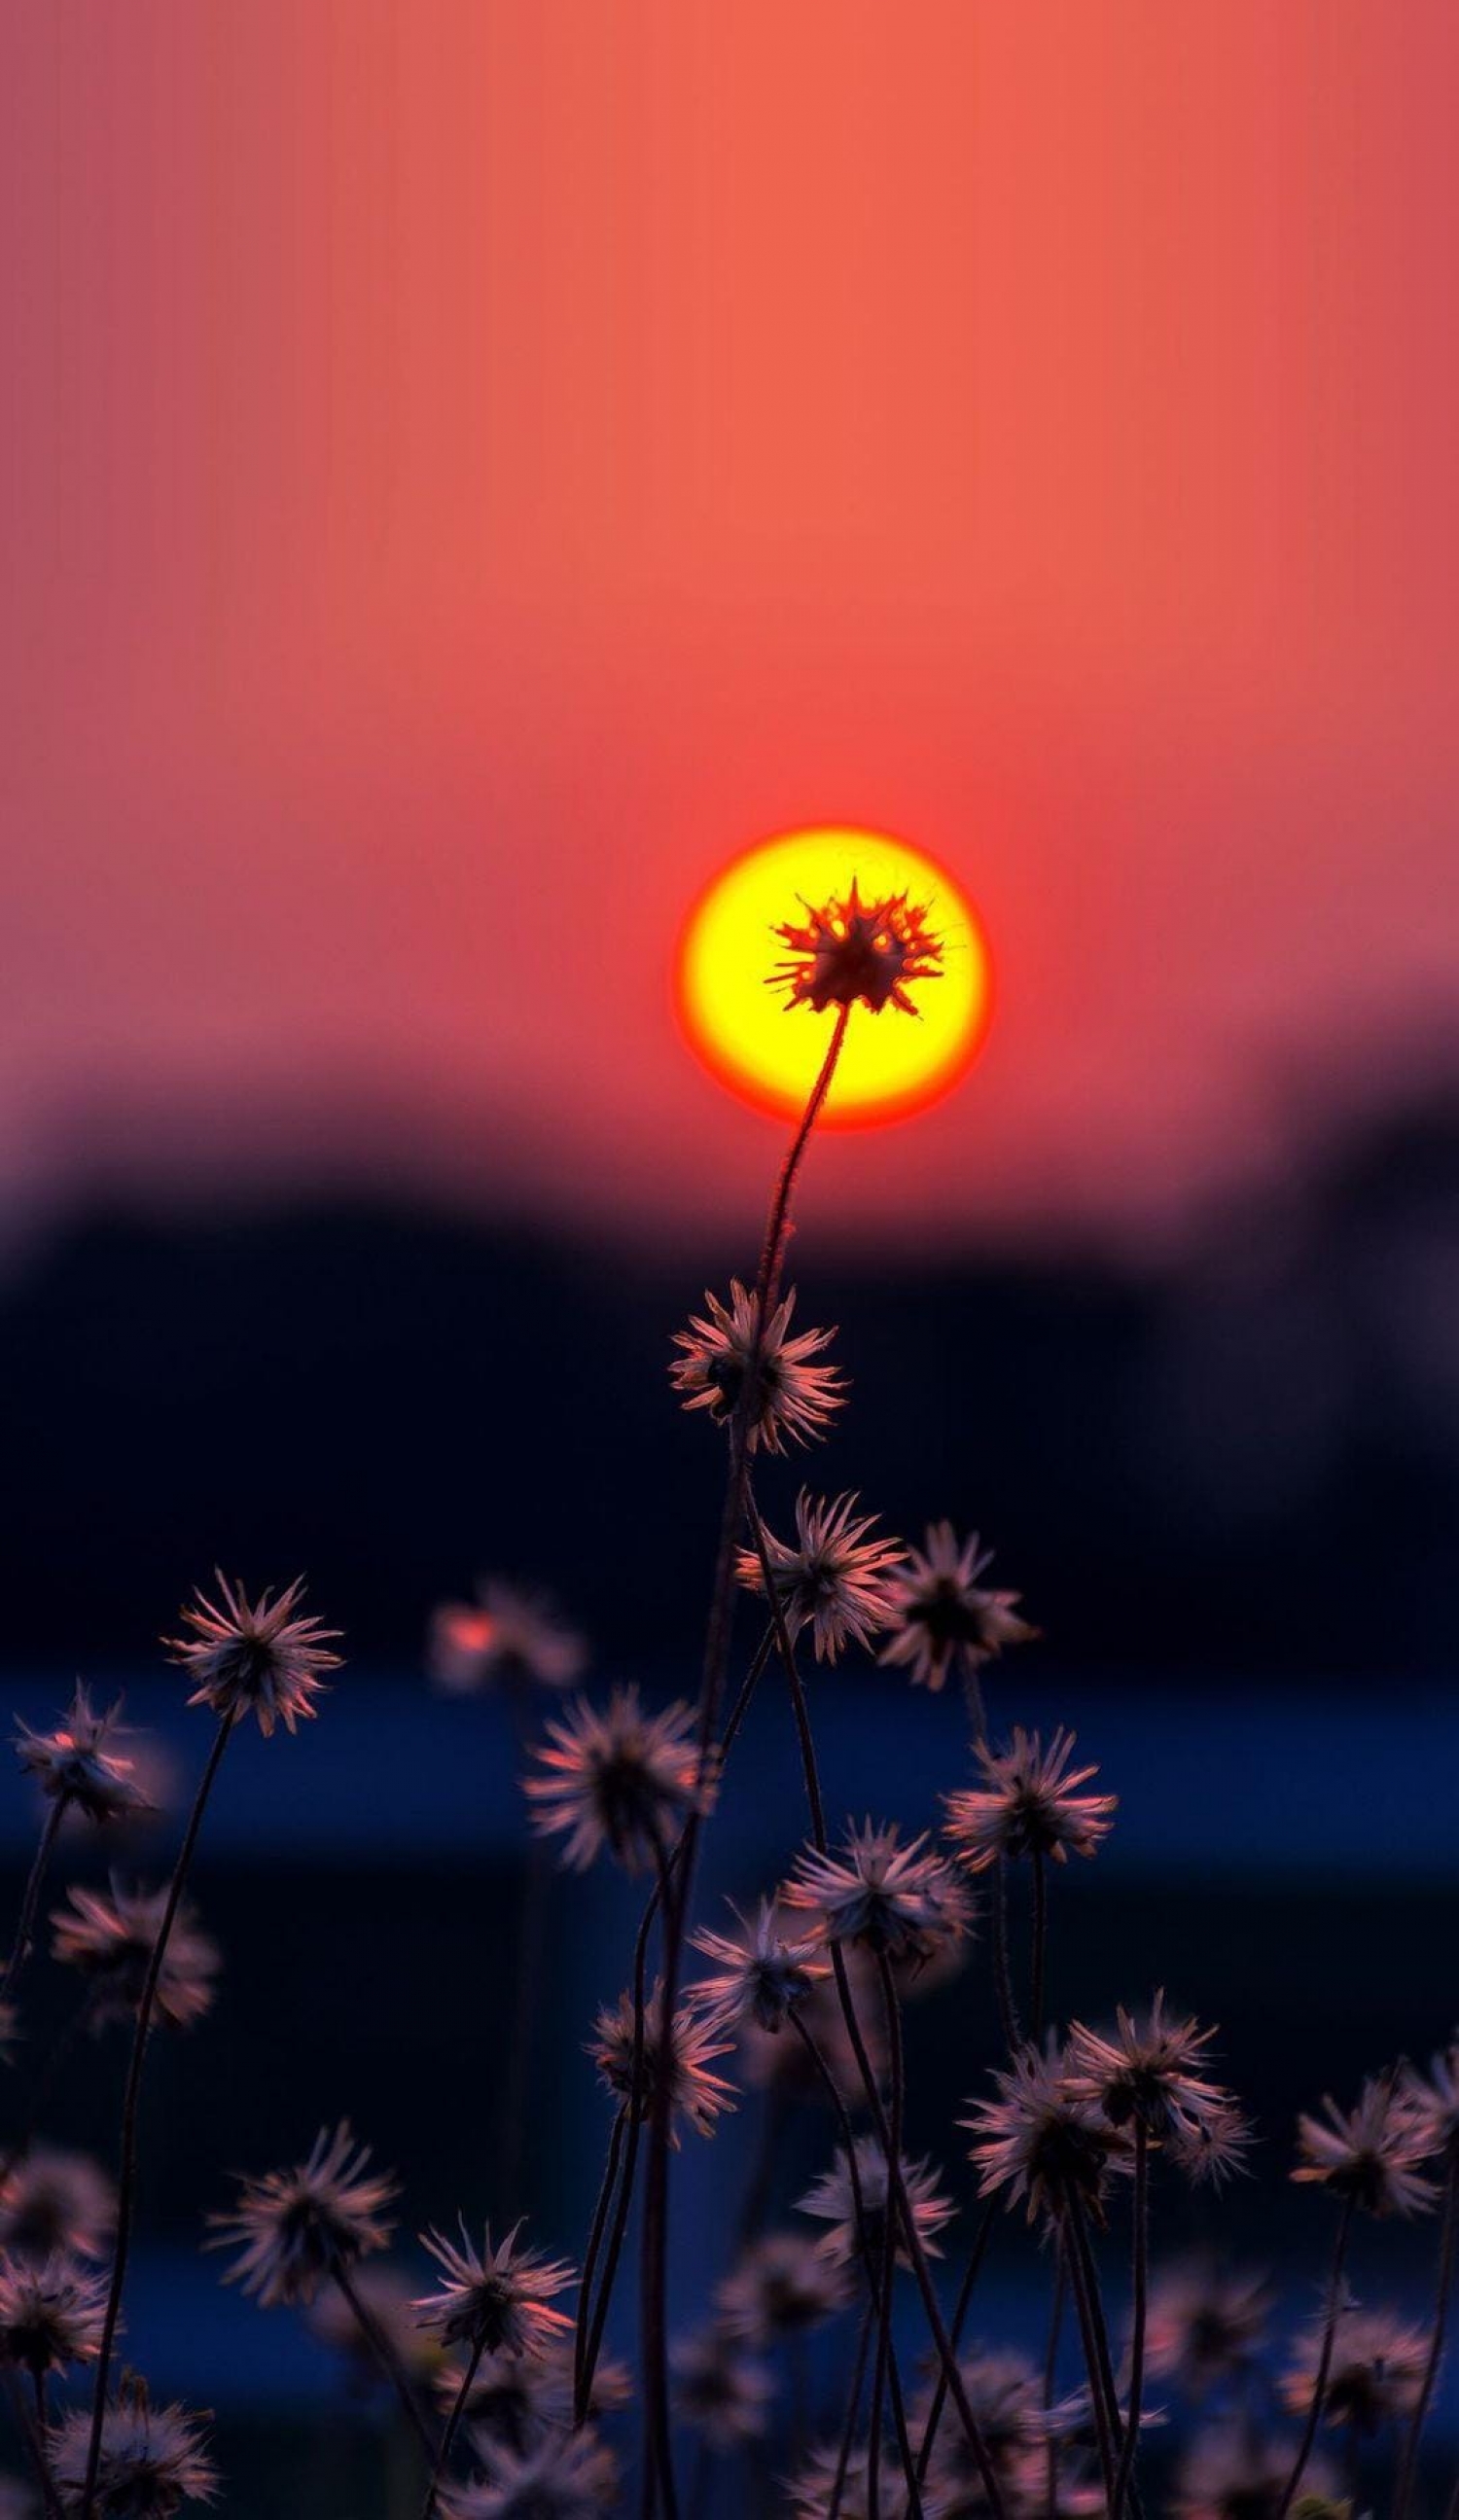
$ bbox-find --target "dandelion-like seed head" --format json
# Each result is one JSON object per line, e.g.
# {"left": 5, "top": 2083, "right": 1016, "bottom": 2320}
{"left": 735, "top": 1492, "right": 903, "bottom": 1664}
{"left": 210, "top": 2123, "right": 396, "bottom": 2308}
{"left": 1281, "top": 2302, "right": 1429, "bottom": 2436}
{"left": 165, "top": 1573, "right": 340, "bottom": 1737}
{"left": 13, "top": 1685, "right": 150, "bottom": 1828}
{"left": 714, "top": 2232, "right": 849, "bottom": 2342}
{"left": 687, "top": 1899, "right": 829, "bottom": 2037}
{"left": 943, "top": 1726, "right": 1116, "bottom": 1872}
{"left": 0, "top": 2149, "right": 115, "bottom": 2266}
{"left": 428, "top": 1580, "right": 587, "bottom": 1697}
{"left": 49, "top": 2373, "right": 218, "bottom": 2515}
{"left": 1292, "top": 2073, "right": 1439, "bottom": 2218}
{"left": 879, "top": 1523, "right": 1038, "bottom": 1693}
{"left": 769, "top": 880, "right": 943, "bottom": 1018}
{"left": 443, "top": 2429, "right": 618, "bottom": 2519}
{"left": 797, "top": 2135, "right": 952, "bottom": 2277}
{"left": 588, "top": 1984, "right": 735, "bottom": 2142}
{"left": 524, "top": 1686, "right": 705, "bottom": 1877}
{"left": 671, "top": 2324, "right": 776, "bottom": 2448}
{"left": 962, "top": 2039, "right": 1133, "bottom": 2227}
{"left": 413, "top": 2218, "right": 574, "bottom": 2357}
{"left": 50, "top": 1881, "right": 219, "bottom": 2035}
{"left": 1065, "top": 1995, "right": 1247, "bottom": 2180}
{"left": 0, "top": 2252, "right": 107, "bottom": 2376}
{"left": 670, "top": 1281, "right": 845, "bottom": 1455}
{"left": 784, "top": 1821, "right": 970, "bottom": 1970}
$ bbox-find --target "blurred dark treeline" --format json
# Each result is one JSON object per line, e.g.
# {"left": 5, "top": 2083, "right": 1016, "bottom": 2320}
{"left": 2, "top": 1079, "right": 1457, "bottom": 1681}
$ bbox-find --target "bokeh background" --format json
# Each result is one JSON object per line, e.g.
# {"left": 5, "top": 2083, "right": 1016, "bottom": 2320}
{"left": 3, "top": 4, "right": 1458, "bottom": 2505}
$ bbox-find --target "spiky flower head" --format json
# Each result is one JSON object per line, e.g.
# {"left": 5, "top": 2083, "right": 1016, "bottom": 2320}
{"left": 413, "top": 2219, "right": 574, "bottom": 2357}
{"left": 210, "top": 2123, "right": 396, "bottom": 2307}
{"left": 50, "top": 1882, "right": 218, "bottom": 2033}
{"left": 714, "top": 2232, "right": 849, "bottom": 2342}
{"left": 797, "top": 2136, "right": 952, "bottom": 2276}
{"left": 428, "top": 1580, "right": 586, "bottom": 1697}
{"left": 443, "top": 2431, "right": 617, "bottom": 2519}
{"left": 1173, "top": 2420, "right": 1338, "bottom": 2520}
{"left": 944, "top": 1726, "right": 1116, "bottom": 1872}
{"left": 770, "top": 880, "right": 943, "bottom": 1017}
{"left": 670, "top": 1281, "right": 845, "bottom": 1456}
{"left": 1292, "top": 2074, "right": 1438, "bottom": 2218}
{"left": 962, "top": 2040, "right": 1132, "bottom": 2227}
{"left": 165, "top": 1573, "right": 340, "bottom": 1736}
{"left": 784, "top": 1821, "right": 970, "bottom": 1970}
{"left": 735, "top": 1491, "right": 902, "bottom": 1664}
{"left": 0, "top": 2253, "right": 106, "bottom": 2376}
{"left": 49, "top": 2374, "right": 217, "bottom": 2514}
{"left": 1144, "top": 2260, "right": 1272, "bottom": 2397}
{"left": 589, "top": 1983, "right": 735, "bottom": 2142}
{"left": 687, "top": 1899, "right": 829, "bottom": 2037}
{"left": 878, "top": 1523, "right": 1037, "bottom": 1693}
{"left": 0, "top": 2149, "right": 115, "bottom": 2265}
{"left": 13, "top": 1686, "right": 150, "bottom": 1827}
{"left": 1065, "top": 1995, "right": 1248, "bottom": 2181}
{"left": 671, "top": 2325, "right": 775, "bottom": 2448}
{"left": 1281, "top": 2302, "right": 1429, "bottom": 2434}
{"left": 524, "top": 1686, "right": 704, "bottom": 1876}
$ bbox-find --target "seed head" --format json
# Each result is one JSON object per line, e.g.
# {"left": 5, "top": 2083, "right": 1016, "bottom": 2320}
{"left": 671, "top": 2325, "right": 775, "bottom": 2448}
{"left": 0, "top": 2149, "right": 115, "bottom": 2265}
{"left": 687, "top": 1899, "right": 829, "bottom": 2037}
{"left": 1292, "top": 2074, "right": 1438, "bottom": 2218}
{"left": 735, "top": 1492, "right": 903, "bottom": 1663}
{"left": 670, "top": 1282, "right": 845, "bottom": 1455}
{"left": 443, "top": 2430, "right": 618, "bottom": 2518}
{"left": 1281, "top": 2302, "right": 1429, "bottom": 2435}
{"left": 1065, "top": 1996, "right": 1244, "bottom": 2176}
{"left": 49, "top": 2374, "right": 218, "bottom": 2515}
{"left": 797, "top": 2136, "right": 952, "bottom": 2276}
{"left": 879, "top": 1524, "right": 1037, "bottom": 1693}
{"left": 714, "top": 2232, "right": 849, "bottom": 2342}
{"left": 428, "top": 1580, "right": 587, "bottom": 1697}
{"left": 1145, "top": 2261, "right": 1272, "bottom": 2396}
{"left": 50, "top": 1881, "right": 218, "bottom": 2034}
{"left": 524, "top": 1686, "right": 704, "bottom": 1876}
{"left": 14, "top": 1685, "right": 150, "bottom": 1827}
{"left": 784, "top": 1821, "right": 970, "bottom": 1969}
{"left": 962, "top": 2039, "right": 1132, "bottom": 2227}
{"left": 0, "top": 2253, "right": 107, "bottom": 2376}
{"left": 589, "top": 1984, "right": 735, "bottom": 2143}
{"left": 210, "top": 2123, "right": 396, "bottom": 2307}
{"left": 944, "top": 1726, "right": 1116, "bottom": 1871}
{"left": 770, "top": 881, "right": 943, "bottom": 1017}
{"left": 413, "top": 2219, "right": 574, "bottom": 2358}
{"left": 165, "top": 1573, "right": 340, "bottom": 1736}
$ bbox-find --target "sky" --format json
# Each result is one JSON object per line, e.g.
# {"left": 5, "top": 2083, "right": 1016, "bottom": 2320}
{"left": 3, "top": 3, "right": 1458, "bottom": 1255}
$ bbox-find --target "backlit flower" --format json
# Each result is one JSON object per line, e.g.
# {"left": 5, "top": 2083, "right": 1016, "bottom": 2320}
{"left": 798, "top": 2137, "right": 952, "bottom": 2275}
{"left": 735, "top": 1491, "right": 903, "bottom": 1663}
{"left": 50, "top": 2375, "right": 217, "bottom": 2515}
{"left": 429, "top": 1580, "right": 587, "bottom": 1696}
{"left": 879, "top": 1523, "right": 1037, "bottom": 1693}
{"left": 670, "top": 1282, "right": 844, "bottom": 1454}
{"left": 0, "top": 2253, "right": 106, "bottom": 2375}
{"left": 445, "top": 2431, "right": 618, "bottom": 2519}
{"left": 715, "top": 2232, "right": 849, "bottom": 2341}
{"left": 13, "top": 1686, "right": 150, "bottom": 1827}
{"left": 211, "top": 2123, "right": 396, "bottom": 2307}
{"left": 0, "top": 2150, "right": 115, "bottom": 2264}
{"left": 1144, "top": 2260, "right": 1272, "bottom": 2396}
{"left": 1065, "top": 1996, "right": 1243, "bottom": 2171}
{"left": 785, "top": 1821, "right": 969, "bottom": 1969}
{"left": 1292, "top": 2075, "right": 1438, "bottom": 2218}
{"left": 165, "top": 1572, "right": 340, "bottom": 1736}
{"left": 1281, "top": 2303, "right": 1429, "bottom": 2434}
{"left": 944, "top": 1727, "right": 1116, "bottom": 1872}
{"left": 524, "top": 1686, "right": 703, "bottom": 1875}
{"left": 687, "top": 1899, "right": 829, "bottom": 2036}
{"left": 963, "top": 2040, "right": 1131, "bottom": 2226}
{"left": 672, "top": 2325, "right": 775, "bottom": 2447}
{"left": 770, "top": 881, "right": 943, "bottom": 1017}
{"left": 414, "top": 2219, "right": 574, "bottom": 2357}
{"left": 589, "top": 1983, "right": 735, "bottom": 2142}
{"left": 50, "top": 1882, "right": 218, "bottom": 2033}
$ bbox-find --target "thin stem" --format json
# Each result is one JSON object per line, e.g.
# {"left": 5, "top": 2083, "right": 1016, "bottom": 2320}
{"left": 1043, "top": 2258, "right": 1066, "bottom": 2520}
{"left": 1, "top": 1799, "right": 65, "bottom": 2008}
{"left": 1029, "top": 1851, "right": 1048, "bottom": 2043}
{"left": 639, "top": 1834, "right": 680, "bottom": 2520}
{"left": 332, "top": 2258, "right": 438, "bottom": 2468}
{"left": 885, "top": 2343, "right": 924, "bottom": 2520}
{"left": 1110, "top": 2124, "right": 1149, "bottom": 2519}
{"left": 756, "top": 1005, "right": 852, "bottom": 1309}
{"left": 80, "top": 1711, "right": 236, "bottom": 2520}
{"left": 1067, "top": 2190, "right": 1133, "bottom": 2513}
{"left": 1061, "top": 2210, "right": 1118, "bottom": 2513}
{"left": 418, "top": 2332, "right": 486, "bottom": 2520}
{"left": 990, "top": 1859, "right": 1020, "bottom": 2054}
{"left": 574, "top": 2105, "right": 627, "bottom": 2416}
{"left": 830, "top": 2299, "right": 875, "bottom": 2520}
{"left": 579, "top": 1852, "right": 660, "bottom": 2418}
{"left": 913, "top": 2196, "right": 998, "bottom": 2484}
{"left": 1275, "top": 2195, "right": 1356, "bottom": 2519}
{"left": 1394, "top": 2149, "right": 1459, "bottom": 2520}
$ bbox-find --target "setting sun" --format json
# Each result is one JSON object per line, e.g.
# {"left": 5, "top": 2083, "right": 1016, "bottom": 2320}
{"left": 675, "top": 827, "right": 993, "bottom": 1128}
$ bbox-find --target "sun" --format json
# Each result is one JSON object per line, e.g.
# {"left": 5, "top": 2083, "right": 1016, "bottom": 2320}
{"left": 675, "top": 826, "right": 993, "bottom": 1128}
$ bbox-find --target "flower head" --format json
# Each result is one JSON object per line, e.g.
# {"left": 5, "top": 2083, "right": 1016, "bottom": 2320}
{"left": 210, "top": 2123, "right": 396, "bottom": 2307}
{"left": 670, "top": 1282, "right": 845, "bottom": 1455}
{"left": 428, "top": 1580, "right": 586, "bottom": 1696}
{"left": 944, "top": 1726, "right": 1116, "bottom": 1872}
{"left": 715, "top": 2232, "right": 849, "bottom": 2342}
{"left": 444, "top": 2431, "right": 617, "bottom": 2519}
{"left": 13, "top": 1686, "right": 150, "bottom": 1827}
{"left": 589, "top": 1984, "right": 734, "bottom": 2142}
{"left": 735, "top": 1491, "right": 902, "bottom": 1663}
{"left": 797, "top": 2136, "right": 952, "bottom": 2275}
{"left": 1404, "top": 2041, "right": 1459, "bottom": 2158}
{"left": 49, "top": 2374, "right": 217, "bottom": 2515}
{"left": 963, "top": 2040, "right": 1132, "bottom": 2226}
{"left": 908, "top": 2343, "right": 1048, "bottom": 2471}
{"left": 1065, "top": 1996, "right": 1246, "bottom": 2177}
{"left": 1292, "top": 2074, "right": 1438, "bottom": 2218}
{"left": 770, "top": 881, "right": 943, "bottom": 1017}
{"left": 0, "top": 2150, "right": 114, "bottom": 2265}
{"left": 165, "top": 1573, "right": 340, "bottom": 1736}
{"left": 524, "top": 1686, "right": 704, "bottom": 1875}
{"left": 1144, "top": 2260, "right": 1272, "bottom": 2396}
{"left": 414, "top": 2219, "right": 574, "bottom": 2357}
{"left": 672, "top": 2325, "right": 775, "bottom": 2448}
{"left": 51, "top": 1882, "right": 218, "bottom": 2033}
{"left": 736, "top": 1948, "right": 886, "bottom": 2101}
{"left": 1281, "top": 2303, "right": 1429, "bottom": 2435}
{"left": 0, "top": 2254, "right": 106, "bottom": 2376}
{"left": 687, "top": 1899, "right": 829, "bottom": 2037}
{"left": 784, "top": 1822, "right": 970, "bottom": 1970}
{"left": 879, "top": 1524, "right": 1037, "bottom": 1693}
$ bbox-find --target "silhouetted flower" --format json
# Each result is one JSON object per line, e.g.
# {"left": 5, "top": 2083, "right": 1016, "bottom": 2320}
{"left": 670, "top": 1280, "right": 845, "bottom": 1457}
{"left": 786, "top": 2442, "right": 920, "bottom": 2519}
{"left": 770, "top": 881, "right": 943, "bottom": 1017}
{"left": 165, "top": 1573, "right": 340, "bottom": 1737}
{"left": 735, "top": 1491, "right": 903, "bottom": 1662}
{"left": 211, "top": 2124, "right": 396, "bottom": 2307}
{"left": 687, "top": 1899, "right": 829, "bottom": 2035}
{"left": 1292, "top": 2075, "right": 1438, "bottom": 2218}
{"left": 589, "top": 1984, "right": 735, "bottom": 2142}
{"left": 1281, "top": 2303, "right": 1429, "bottom": 2434}
{"left": 1066, "top": 1996, "right": 1244, "bottom": 2177}
{"left": 429, "top": 1580, "right": 586, "bottom": 1696}
{"left": 0, "top": 2149, "right": 115, "bottom": 2264}
{"left": 50, "top": 2375, "right": 217, "bottom": 2514}
{"left": 1173, "top": 2420, "right": 1338, "bottom": 2520}
{"left": 785, "top": 1821, "right": 969, "bottom": 1968}
{"left": 524, "top": 1686, "right": 703, "bottom": 1875}
{"left": 0, "top": 2253, "right": 106, "bottom": 2375}
{"left": 672, "top": 2325, "right": 775, "bottom": 2447}
{"left": 445, "top": 2430, "right": 617, "bottom": 2518}
{"left": 51, "top": 1882, "right": 218, "bottom": 2033}
{"left": 414, "top": 2219, "right": 574, "bottom": 2357}
{"left": 715, "top": 2232, "right": 849, "bottom": 2341}
{"left": 944, "top": 1726, "right": 1116, "bottom": 1871}
{"left": 1144, "top": 2260, "right": 1272, "bottom": 2396}
{"left": 879, "top": 1523, "right": 1037, "bottom": 1693}
{"left": 798, "top": 2136, "right": 952, "bottom": 2274}
{"left": 14, "top": 1686, "right": 149, "bottom": 1827}
{"left": 963, "top": 2040, "right": 1131, "bottom": 2226}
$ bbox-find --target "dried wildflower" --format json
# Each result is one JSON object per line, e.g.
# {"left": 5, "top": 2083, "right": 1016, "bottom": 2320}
{"left": 798, "top": 2136, "right": 952, "bottom": 2274}
{"left": 307, "top": 2265, "right": 444, "bottom": 2384}
{"left": 0, "top": 2149, "right": 115, "bottom": 2265}
{"left": 14, "top": 1686, "right": 150, "bottom": 1827}
{"left": 1167, "top": 2097, "right": 1256, "bottom": 2187}
{"left": 687, "top": 1899, "right": 829, "bottom": 2036}
{"left": 909, "top": 2343, "right": 1048, "bottom": 2469}
{"left": 589, "top": 1983, "right": 735, "bottom": 2142}
{"left": 524, "top": 1687, "right": 703, "bottom": 1876}
{"left": 444, "top": 2430, "right": 618, "bottom": 2518}
{"left": 785, "top": 1821, "right": 969, "bottom": 1969}
{"left": 1404, "top": 2041, "right": 1459, "bottom": 2158}
{"left": 879, "top": 1523, "right": 1037, "bottom": 1693}
{"left": 49, "top": 2374, "right": 217, "bottom": 2514}
{"left": 1065, "top": 1995, "right": 1242, "bottom": 2168}
{"left": 1281, "top": 2303, "right": 1429, "bottom": 2434}
{"left": 1173, "top": 2421, "right": 1338, "bottom": 2520}
{"left": 735, "top": 1491, "right": 902, "bottom": 1663}
{"left": 165, "top": 1572, "right": 340, "bottom": 1736}
{"left": 962, "top": 2040, "right": 1131, "bottom": 2226}
{"left": 0, "top": 2253, "right": 106, "bottom": 2376}
{"left": 737, "top": 1948, "right": 885, "bottom": 2100}
{"left": 670, "top": 1281, "right": 845, "bottom": 1455}
{"left": 414, "top": 2219, "right": 574, "bottom": 2357}
{"left": 672, "top": 2325, "right": 775, "bottom": 2447}
{"left": 51, "top": 1882, "right": 218, "bottom": 2033}
{"left": 786, "top": 2442, "right": 920, "bottom": 2520}
{"left": 1292, "top": 2075, "right": 1438, "bottom": 2218}
{"left": 770, "top": 880, "right": 943, "bottom": 1017}
{"left": 715, "top": 2231, "right": 849, "bottom": 2341}
{"left": 943, "top": 1725, "right": 1115, "bottom": 1875}
{"left": 210, "top": 2123, "right": 396, "bottom": 2307}
{"left": 1144, "top": 2260, "right": 1272, "bottom": 2396}
{"left": 428, "top": 1579, "right": 586, "bottom": 1696}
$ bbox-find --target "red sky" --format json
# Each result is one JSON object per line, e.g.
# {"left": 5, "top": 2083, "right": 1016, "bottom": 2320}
{"left": 3, "top": 5, "right": 1457, "bottom": 1253}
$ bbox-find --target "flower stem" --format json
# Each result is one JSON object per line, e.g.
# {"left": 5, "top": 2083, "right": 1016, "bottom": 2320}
{"left": 1275, "top": 2194, "right": 1356, "bottom": 2519}
{"left": 829, "top": 2299, "right": 874, "bottom": 2520}
{"left": 331, "top": 2258, "right": 438, "bottom": 2468}
{"left": 913, "top": 2195, "right": 998, "bottom": 2484}
{"left": 575, "top": 2104, "right": 627, "bottom": 2417}
{"left": 1394, "top": 2149, "right": 1458, "bottom": 2520}
{"left": 1060, "top": 2206, "right": 1118, "bottom": 2514}
{"left": 1066, "top": 2189, "right": 1135, "bottom": 2517}
{"left": 639, "top": 1837, "right": 681, "bottom": 2520}
{"left": 1110, "top": 2123, "right": 1149, "bottom": 2519}
{"left": 80, "top": 1710, "right": 236, "bottom": 2520}
{"left": 418, "top": 2331, "right": 486, "bottom": 2520}
{"left": 756, "top": 1005, "right": 852, "bottom": 1309}
{"left": 1, "top": 1798, "right": 64, "bottom": 2008}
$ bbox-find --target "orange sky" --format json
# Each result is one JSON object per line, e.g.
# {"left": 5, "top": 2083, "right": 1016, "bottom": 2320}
{"left": 3, "top": 5, "right": 1457, "bottom": 1252}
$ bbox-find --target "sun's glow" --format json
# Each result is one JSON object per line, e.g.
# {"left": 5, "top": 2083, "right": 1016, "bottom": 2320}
{"left": 676, "top": 827, "right": 993, "bottom": 1128}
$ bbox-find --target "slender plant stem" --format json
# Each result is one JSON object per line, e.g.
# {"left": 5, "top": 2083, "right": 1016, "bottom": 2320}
{"left": 1110, "top": 2124, "right": 1149, "bottom": 2519}
{"left": 1275, "top": 2194, "right": 1355, "bottom": 2519}
{"left": 1060, "top": 2209, "right": 1118, "bottom": 2512}
{"left": 331, "top": 2258, "right": 438, "bottom": 2468}
{"left": 913, "top": 2196, "right": 998, "bottom": 2484}
{"left": 575, "top": 2105, "right": 627, "bottom": 2415}
{"left": 830, "top": 2299, "right": 874, "bottom": 2520}
{"left": 419, "top": 2332, "right": 486, "bottom": 2520}
{"left": 33, "top": 2371, "right": 61, "bottom": 2520}
{"left": 1043, "top": 2257, "right": 1066, "bottom": 2520}
{"left": 1, "top": 1799, "right": 64, "bottom": 2008}
{"left": 1067, "top": 2189, "right": 1133, "bottom": 2512}
{"left": 1029, "top": 1851, "right": 1048, "bottom": 2043}
{"left": 1394, "top": 2148, "right": 1459, "bottom": 2520}
{"left": 80, "top": 1710, "right": 236, "bottom": 2520}
{"left": 884, "top": 2342, "right": 924, "bottom": 2520}
{"left": 990, "top": 1859, "right": 1020, "bottom": 2054}
{"left": 756, "top": 1005, "right": 852, "bottom": 1308}
{"left": 639, "top": 1836, "right": 681, "bottom": 2520}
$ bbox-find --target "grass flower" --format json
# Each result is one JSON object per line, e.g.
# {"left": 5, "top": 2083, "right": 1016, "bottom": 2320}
{"left": 878, "top": 1522, "right": 1037, "bottom": 1693}
{"left": 1144, "top": 2260, "right": 1272, "bottom": 2396}
{"left": 962, "top": 2040, "right": 1132, "bottom": 2226}
{"left": 524, "top": 1686, "right": 703, "bottom": 1876}
{"left": 414, "top": 2219, "right": 574, "bottom": 2357}
{"left": 714, "top": 2232, "right": 849, "bottom": 2341}
{"left": 784, "top": 1821, "right": 970, "bottom": 1968}
{"left": 210, "top": 2124, "right": 397, "bottom": 2307}
{"left": 428, "top": 1580, "right": 586, "bottom": 1696}
{"left": 1065, "top": 1994, "right": 1238, "bottom": 2149}
{"left": 444, "top": 2431, "right": 618, "bottom": 2517}
{"left": 686, "top": 1899, "right": 829, "bottom": 2036}
{"left": 671, "top": 2325, "right": 775, "bottom": 2447}
{"left": 0, "top": 2151, "right": 115, "bottom": 2265}
{"left": 943, "top": 1726, "right": 1116, "bottom": 1871}
{"left": 670, "top": 1281, "right": 844, "bottom": 1453}
{"left": 0, "top": 2253, "right": 107, "bottom": 2375}
{"left": 734, "top": 1491, "right": 903, "bottom": 1662}
{"left": 769, "top": 880, "right": 943, "bottom": 1017}
{"left": 1292, "top": 2076, "right": 1438, "bottom": 2218}
{"left": 797, "top": 2135, "right": 952, "bottom": 2273}
{"left": 588, "top": 1983, "right": 735, "bottom": 2141}
{"left": 165, "top": 1572, "right": 340, "bottom": 1736}
{"left": 49, "top": 2374, "right": 217, "bottom": 2514}
{"left": 1281, "top": 2304, "right": 1429, "bottom": 2434}
{"left": 14, "top": 1686, "right": 150, "bottom": 1828}
{"left": 50, "top": 1882, "right": 219, "bottom": 2033}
